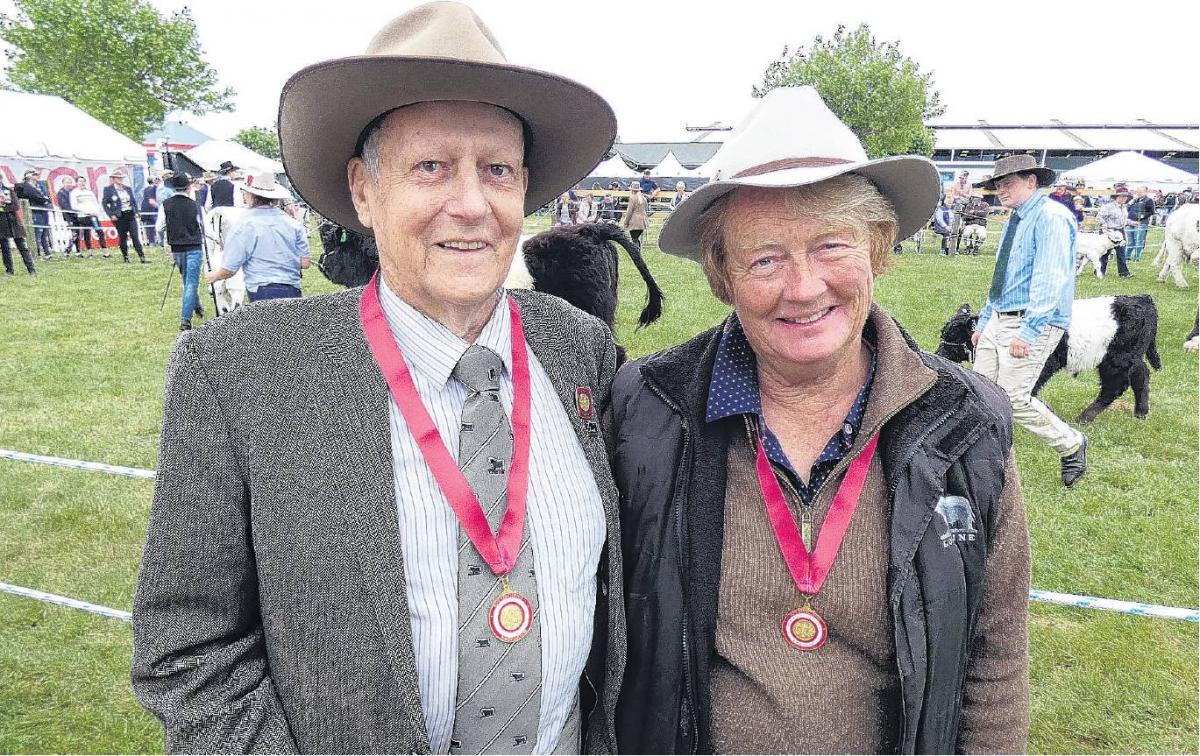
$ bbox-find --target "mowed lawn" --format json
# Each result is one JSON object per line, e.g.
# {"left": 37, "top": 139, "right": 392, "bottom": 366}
{"left": 1, "top": 217, "right": 1196, "bottom": 753}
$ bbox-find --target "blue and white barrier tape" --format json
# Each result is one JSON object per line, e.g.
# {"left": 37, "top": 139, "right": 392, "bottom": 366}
{"left": 0, "top": 448, "right": 155, "bottom": 480}
{"left": 1029, "top": 589, "right": 1198, "bottom": 622}
{"left": 0, "top": 582, "right": 131, "bottom": 622}
{"left": 3, "top": 449, "right": 1198, "bottom": 623}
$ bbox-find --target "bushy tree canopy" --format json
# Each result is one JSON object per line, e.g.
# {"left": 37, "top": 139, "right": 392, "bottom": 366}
{"left": 753, "top": 24, "right": 943, "bottom": 158}
{"left": 233, "top": 126, "right": 281, "bottom": 161}
{"left": 0, "top": 0, "right": 234, "bottom": 141}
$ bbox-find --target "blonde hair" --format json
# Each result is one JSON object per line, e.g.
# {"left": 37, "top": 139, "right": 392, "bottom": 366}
{"left": 696, "top": 175, "right": 898, "bottom": 303}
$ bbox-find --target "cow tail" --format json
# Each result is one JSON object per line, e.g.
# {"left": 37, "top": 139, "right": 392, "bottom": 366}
{"left": 595, "top": 224, "right": 665, "bottom": 329}
{"left": 1147, "top": 319, "right": 1162, "bottom": 371}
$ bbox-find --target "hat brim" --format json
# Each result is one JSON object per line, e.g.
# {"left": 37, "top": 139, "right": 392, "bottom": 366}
{"left": 973, "top": 166, "right": 1056, "bottom": 190}
{"left": 658, "top": 156, "right": 942, "bottom": 261}
{"left": 239, "top": 183, "right": 294, "bottom": 201}
{"left": 278, "top": 56, "right": 617, "bottom": 235}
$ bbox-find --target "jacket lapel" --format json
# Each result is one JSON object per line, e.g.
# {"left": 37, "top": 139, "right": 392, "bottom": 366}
{"left": 316, "top": 287, "right": 431, "bottom": 751}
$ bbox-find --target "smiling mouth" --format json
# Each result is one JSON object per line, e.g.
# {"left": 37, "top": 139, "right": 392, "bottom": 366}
{"left": 437, "top": 240, "right": 489, "bottom": 252}
{"left": 779, "top": 306, "right": 835, "bottom": 326}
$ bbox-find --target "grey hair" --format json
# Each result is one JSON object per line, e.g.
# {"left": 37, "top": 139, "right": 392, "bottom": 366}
{"left": 695, "top": 174, "right": 899, "bottom": 304}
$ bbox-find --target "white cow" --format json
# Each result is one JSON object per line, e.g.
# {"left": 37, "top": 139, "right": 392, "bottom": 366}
{"left": 1075, "top": 230, "right": 1124, "bottom": 278}
{"left": 1154, "top": 203, "right": 1200, "bottom": 288}
{"left": 203, "top": 206, "right": 248, "bottom": 314}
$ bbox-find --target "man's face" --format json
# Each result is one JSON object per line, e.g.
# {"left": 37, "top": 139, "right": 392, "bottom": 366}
{"left": 348, "top": 101, "right": 528, "bottom": 317}
{"left": 995, "top": 173, "right": 1038, "bottom": 209}
{"left": 62, "top": 177, "right": 75, "bottom": 190}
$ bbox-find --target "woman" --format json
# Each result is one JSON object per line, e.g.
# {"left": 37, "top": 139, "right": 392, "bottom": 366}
{"left": 671, "top": 180, "right": 688, "bottom": 209}
{"left": 621, "top": 181, "right": 648, "bottom": 246}
{"left": 69, "top": 180, "right": 108, "bottom": 256}
{"left": 577, "top": 191, "right": 597, "bottom": 223}
{"left": 553, "top": 191, "right": 575, "bottom": 226}
{"left": 1, "top": 181, "right": 37, "bottom": 276}
{"left": 611, "top": 88, "right": 1030, "bottom": 755}
{"left": 205, "top": 171, "right": 310, "bottom": 302}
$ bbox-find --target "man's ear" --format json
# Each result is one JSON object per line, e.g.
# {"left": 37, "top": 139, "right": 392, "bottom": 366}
{"left": 347, "top": 157, "right": 374, "bottom": 230}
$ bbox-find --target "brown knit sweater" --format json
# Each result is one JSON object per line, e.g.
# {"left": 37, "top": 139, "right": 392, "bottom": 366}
{"left": 710, "top": 307, "right": 1031, "bottom": 754}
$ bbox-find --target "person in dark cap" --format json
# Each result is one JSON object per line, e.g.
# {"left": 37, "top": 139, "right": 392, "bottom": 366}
{"left": 161, "top": 172, "right": 205, "bottom": 330}
{"left": 15, "top": 168, "right": 53, "bottom": 258}
{"left": 208, "top": 161, "right": 240, "bottom": 208}
{"left": 971, "top": 155, "right": 1088, "bottom": 487}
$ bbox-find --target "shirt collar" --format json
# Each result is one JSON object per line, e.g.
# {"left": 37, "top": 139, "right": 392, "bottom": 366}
{"left": 377, "top": 277, "right": 511, "bottom": 391}
{"left": 1015, "top": 190, "right": 1045, "bottom": 216}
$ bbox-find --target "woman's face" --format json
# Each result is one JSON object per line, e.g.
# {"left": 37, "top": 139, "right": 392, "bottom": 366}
{"left": 721, "top": 187, "right": 875, "bottom": 379}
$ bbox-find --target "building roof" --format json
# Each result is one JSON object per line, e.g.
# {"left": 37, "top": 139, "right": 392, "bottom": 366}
{"left": 614, "top": 142, "right": 722, "bottom": 169}
{"left": 930, "top": 121, "right": 1198, "bottom": 153}
{"left": 142, "top": 120, "right": 213, "bottom": 149}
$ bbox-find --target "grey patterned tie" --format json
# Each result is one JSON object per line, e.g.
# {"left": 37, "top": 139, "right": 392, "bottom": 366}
{"left": 450, "top": 345, "right": 542, "bottom": 755}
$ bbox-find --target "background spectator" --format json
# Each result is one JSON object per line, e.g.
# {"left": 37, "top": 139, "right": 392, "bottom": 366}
{"left": 15, "top": 168, "right": 53, "bottom": 258}
{"left": 69, "top": 180, "right": 107, "bottom": 256}
{"left": 1125, "top": 186, "right": 1155, "bottom": 260}
{"left": 621, "top": 181, "right": 649, "bottom": 246}
{"left": 933, "top": 194, "right": 955, "bottom": 255}
{"left": 102, "top": 170, "right": 147, "bottom": 263}
{"left": 141, "top": 178, "right": 160, "bottom": 245}
{"left": 639, "top": 169, "right": 658, "bottom": 200}
{"left": 57, "top": 176, "right": 81, "bottom": 256}
{"left": 1, "top": 180, "right": 37, "bottom": 276}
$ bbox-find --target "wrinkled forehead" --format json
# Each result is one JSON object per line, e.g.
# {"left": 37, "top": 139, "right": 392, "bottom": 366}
{"left": 361, "top": 101, "right": 526, "bottom": 157}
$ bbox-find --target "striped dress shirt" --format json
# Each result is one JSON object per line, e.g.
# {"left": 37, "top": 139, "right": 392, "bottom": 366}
{"left": 379, "top": 280, "right": 606, "bottom": 754}
{"left": 976, "top": 191, "right": 1077, "bottom": 345}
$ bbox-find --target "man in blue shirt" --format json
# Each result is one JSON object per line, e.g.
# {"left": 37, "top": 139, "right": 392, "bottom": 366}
{"left": 971, "top": 155, "right": 1087, "bottom": 487}
{"left": 205, "top": 171, "right": 310, "bottom": 301}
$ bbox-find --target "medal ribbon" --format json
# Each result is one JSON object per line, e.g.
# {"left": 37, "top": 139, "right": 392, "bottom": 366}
{"left": 360, "top": 273, "right": 532, "bottom": 575}
{"left": 754, "top": 428, "right": 879, "bottom": 595}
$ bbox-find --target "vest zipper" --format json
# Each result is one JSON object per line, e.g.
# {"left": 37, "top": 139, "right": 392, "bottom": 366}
{"left": 644, "top": 377, "right": 701, "bottom": 754}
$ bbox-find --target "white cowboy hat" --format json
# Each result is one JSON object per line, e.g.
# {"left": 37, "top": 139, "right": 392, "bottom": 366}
{"left": 278, "top": 1, "right": 616, "bottom": 235}
{"left": 658, "top": 87, "right": 941, "bottom": 260}
{"left": 239, "top": 172, "right": 294, "bottom": 201}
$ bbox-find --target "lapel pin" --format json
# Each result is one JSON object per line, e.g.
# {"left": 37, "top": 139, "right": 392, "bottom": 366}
{"left": 575, "top": 387, "right": 594, "bottom": 420}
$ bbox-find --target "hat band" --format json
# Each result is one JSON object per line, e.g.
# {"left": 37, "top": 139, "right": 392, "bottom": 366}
{"left": 733, "top": 157, "right": 853, "bottom": 180}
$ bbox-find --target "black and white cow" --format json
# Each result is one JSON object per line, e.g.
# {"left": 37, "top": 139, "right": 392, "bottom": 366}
{"left": 936, "top": 295, "right": 1161, "bottom": 422}
{"left": 316, "top": 220, "right": 664, "bottom": 362}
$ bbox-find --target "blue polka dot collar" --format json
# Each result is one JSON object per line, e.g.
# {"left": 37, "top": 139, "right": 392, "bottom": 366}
{"left": 706, "top": 314, "right": 876, "bottom": 503}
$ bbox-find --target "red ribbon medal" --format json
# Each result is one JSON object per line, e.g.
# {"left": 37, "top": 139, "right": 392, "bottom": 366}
{"left": 360, "top": 274, "right": 534, "bottom": 642}
{"left": 753, "top": 426, "right": 879, "bottom": 651}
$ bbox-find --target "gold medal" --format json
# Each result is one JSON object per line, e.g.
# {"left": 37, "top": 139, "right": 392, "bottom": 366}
{"left": 782, "top": 603, "right": 827, "bottom": 651}
{"left": 488, "top": 587, "right": 534, "bottom": 643}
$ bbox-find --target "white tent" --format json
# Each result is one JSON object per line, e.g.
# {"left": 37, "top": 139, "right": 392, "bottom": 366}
{"left": 1066, "top": 151, "right": 1198, "bottom": 191}
{"left": 652, "top": 151, "right": 690, "bottom": 177}
{"left": 183, "top": 139, "right": 285, "bottom": 175}
{"left": 0, "top": 91, "right": 148, "bottom": 166}
{"left": 587, "top": 153, "right": 638, "bottom": 178}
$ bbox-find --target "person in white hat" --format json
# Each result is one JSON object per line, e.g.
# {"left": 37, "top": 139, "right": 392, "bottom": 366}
{"left": 611, "top": 87, "right": 1029, "bottom": 754}
{"left": 132, "top": 3, "right": 624, "bottom": 754}
{"left": 203, "top": 171, "right": 310, "bottom": 302}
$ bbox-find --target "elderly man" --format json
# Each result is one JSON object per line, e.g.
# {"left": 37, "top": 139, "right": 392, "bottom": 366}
{"left": 131, "top": 3, "right": 624, "bottom": 753}
{"left": 972, "top": 156, "right": 1087, "bottom": 487}
{"left": 612, "top": 87, "right": 1029, "bottom": 754}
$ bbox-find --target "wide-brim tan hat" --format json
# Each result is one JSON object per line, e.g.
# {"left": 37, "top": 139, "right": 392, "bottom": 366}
{"left": 239, "top": 171, "right": 294, "bottom": 201}
{"left": 278, "top": 1, "right": 616, "bottom": 235}
{"left": 973, "top": 154, "right": 1056, "bottom": 190}
{"left": 659, "top": 87, "right": 941, "bottom": 260}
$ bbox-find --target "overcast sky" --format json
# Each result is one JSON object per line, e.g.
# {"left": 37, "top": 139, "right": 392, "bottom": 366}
{"left": 9, "top": 0, "right": 1200, "bottom": 141}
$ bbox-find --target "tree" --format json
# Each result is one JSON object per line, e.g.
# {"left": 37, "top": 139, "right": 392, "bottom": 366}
{"left": 0, "top": 0, "right": 234, "bottom": 141}
{"left": 752, "top": 24, "right": 943, "bottom": 158}
{"left": 233, "top": 126, "right": 281, "bottom": 161}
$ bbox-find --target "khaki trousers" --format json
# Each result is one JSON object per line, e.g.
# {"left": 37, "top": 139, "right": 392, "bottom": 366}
{"left": 973, "top": 314, "right": 1083, "bottom": 457}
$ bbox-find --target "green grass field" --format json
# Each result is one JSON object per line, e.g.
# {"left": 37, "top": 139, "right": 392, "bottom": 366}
{"left": 1, "top": 218, "right": 1197, "bottom": 753}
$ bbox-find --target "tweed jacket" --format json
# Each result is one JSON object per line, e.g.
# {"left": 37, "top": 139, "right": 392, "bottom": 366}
{"left": 131, "top": 285, "right": 626, "bottom": 754}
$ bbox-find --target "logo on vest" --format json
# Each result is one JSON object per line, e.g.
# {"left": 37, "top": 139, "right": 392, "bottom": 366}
{"left": 933, "top": 495, "right": 978, "bottom": 547}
